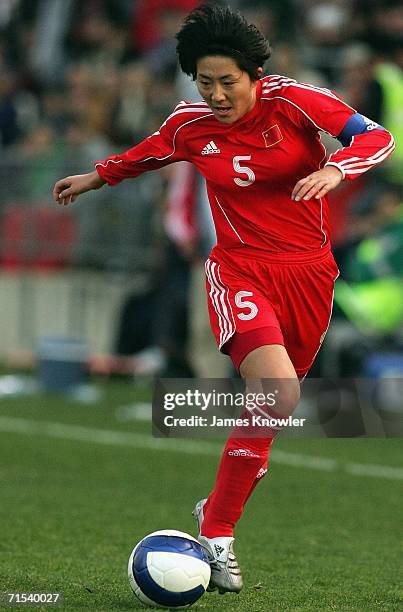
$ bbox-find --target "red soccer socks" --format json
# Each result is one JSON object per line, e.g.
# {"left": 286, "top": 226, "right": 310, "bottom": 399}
{"left": 200, "top": 436, "right": 273, "bottom": 538}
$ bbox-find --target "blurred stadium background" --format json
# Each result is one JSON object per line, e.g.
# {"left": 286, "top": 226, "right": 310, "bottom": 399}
{"left": 0, "top": 2, "right": 402, "bottom": 609}
{"left": 0, "top": 0, "right": 401, "bottom": 381}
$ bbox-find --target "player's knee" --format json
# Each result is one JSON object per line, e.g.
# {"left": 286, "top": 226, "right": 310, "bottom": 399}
{"left": 271, "top": 379, "right": 300, "bottom": 416}
{"left": 239, "top": 344, "right": 300, "bottom": 415}
{"left": 245, "top": 379, "right": 300, "bottom": 417}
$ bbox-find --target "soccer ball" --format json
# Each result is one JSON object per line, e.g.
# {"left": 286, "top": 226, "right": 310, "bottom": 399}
{"left": 128, "top": 529, "right": 211, "bottom": 608}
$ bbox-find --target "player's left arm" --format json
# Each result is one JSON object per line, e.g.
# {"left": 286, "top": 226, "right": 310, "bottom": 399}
{"left": 325, "top": 113, "right": 395, "bottom": 180}
{"left": 285, "top": 74, "right": 395, "bottom": 202}
{"left": 292, "top": 113, "right": 395, "bottom": 201}
{"left": 291, "top": 164, "right": 343, "bottom": 202}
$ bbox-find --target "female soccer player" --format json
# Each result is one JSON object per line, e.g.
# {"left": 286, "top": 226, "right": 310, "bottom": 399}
{"left": 53, "top": 3, "right": 394, "bottom": 595}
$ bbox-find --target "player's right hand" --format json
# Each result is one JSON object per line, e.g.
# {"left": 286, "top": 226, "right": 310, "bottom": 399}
{"left": 53, "top": 171, "right": 105, "bottom": 206}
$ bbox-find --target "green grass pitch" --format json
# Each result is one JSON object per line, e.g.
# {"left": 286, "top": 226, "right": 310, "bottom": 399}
{"left": 0, "top": 379, "right": 402, "bottom": 611}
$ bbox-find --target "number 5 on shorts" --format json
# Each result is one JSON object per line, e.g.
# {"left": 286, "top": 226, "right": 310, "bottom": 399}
{"left": 235, "top": 291, "right": 258, "bottom": 320}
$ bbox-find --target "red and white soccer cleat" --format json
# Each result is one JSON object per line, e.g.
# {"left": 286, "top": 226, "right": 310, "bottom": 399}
{"left": 192, "top": 499, "right": 243, "bottom": 594}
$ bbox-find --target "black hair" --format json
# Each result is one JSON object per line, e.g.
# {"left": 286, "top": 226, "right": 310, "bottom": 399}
{"left": 176, "top": 3, "right": 271, "bottom": 81}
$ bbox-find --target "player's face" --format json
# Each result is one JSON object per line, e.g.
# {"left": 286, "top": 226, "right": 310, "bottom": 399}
{"left": 196, "top": 56, "right": 258, "bottom": 124}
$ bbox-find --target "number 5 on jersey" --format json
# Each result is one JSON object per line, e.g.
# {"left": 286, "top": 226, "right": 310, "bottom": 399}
{"left": 233, "top": 156, "right": 255, "bottom": 187}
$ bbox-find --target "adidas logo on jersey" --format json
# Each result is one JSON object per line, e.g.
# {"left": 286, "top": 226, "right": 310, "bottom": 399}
{"left": 201, "top": 140, "right": 220, "bottom": 155}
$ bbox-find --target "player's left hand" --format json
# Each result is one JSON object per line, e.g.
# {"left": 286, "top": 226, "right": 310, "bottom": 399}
{"left": 291, "top": 166, "right": 343, "bottom": 202}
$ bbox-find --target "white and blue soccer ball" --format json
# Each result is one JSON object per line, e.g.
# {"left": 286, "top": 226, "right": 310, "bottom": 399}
{"left": 128, "top": 529, "right": 211, "bottom": 608}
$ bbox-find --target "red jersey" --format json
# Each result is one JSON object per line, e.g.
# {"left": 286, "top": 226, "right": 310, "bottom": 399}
{"left": 95, "top": 75, "right": 394, "bottom": 254}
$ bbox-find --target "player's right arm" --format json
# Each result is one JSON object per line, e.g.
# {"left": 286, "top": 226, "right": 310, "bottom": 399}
{"left": 52, "top": 102, "right": 199, "bottom": 206}
{"left": 53, "top": 171, "right": 106, "bottom": 206}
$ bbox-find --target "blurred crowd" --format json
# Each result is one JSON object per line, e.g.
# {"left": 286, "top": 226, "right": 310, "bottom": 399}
{"left": 0, "top": 0, "right": 402, "bottom": 377}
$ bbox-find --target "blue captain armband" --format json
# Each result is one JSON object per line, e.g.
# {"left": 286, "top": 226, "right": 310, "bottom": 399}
{"left": 337, "top": 113, "right": 386, "bottom": 146}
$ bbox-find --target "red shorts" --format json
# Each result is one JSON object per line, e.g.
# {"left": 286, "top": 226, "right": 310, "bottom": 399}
{"left": 205, "top": 243, "right": 339, "bottom": 378}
